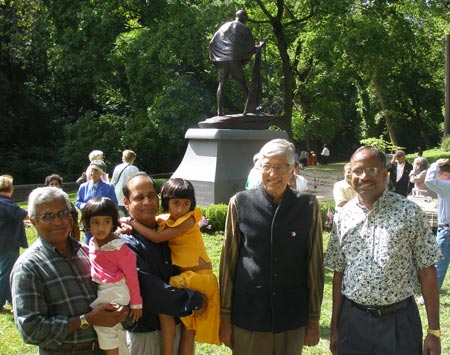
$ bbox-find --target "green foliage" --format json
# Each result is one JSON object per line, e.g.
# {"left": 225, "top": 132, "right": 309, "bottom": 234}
{"left": 200, "top": 203, "right": 228, "bottom": 233}
{"left": 1, "top": 0, "right": 449, "bottom": 182}
{"left": 440, "top": 136, "right": 450, "bottom": 152}
{"left": 60, "top": 111, "right": 126, "bottom": 179}
{"left": 153, "top": 178, "right": 167, "bottom": 194}
{"left": 407, "top": 148, "right": 450, "bottom": 164}
{"left": 360, "top": 136, "right": 403, "bottom": 153}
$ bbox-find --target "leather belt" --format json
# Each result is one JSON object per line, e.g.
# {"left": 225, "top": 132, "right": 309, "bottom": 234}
{"left": 42, "top": 341, "right": 99, "bottom": 352}
{"left": 438, "top": 224, "right": 449, "bottom": 227}
{"left": 348, "top": 296, "right": 412, "bottom": 317}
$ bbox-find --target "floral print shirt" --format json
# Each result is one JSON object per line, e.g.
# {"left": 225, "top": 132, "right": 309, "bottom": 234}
{"left": 325, "top": 191, "right": 441, "bottom": 305}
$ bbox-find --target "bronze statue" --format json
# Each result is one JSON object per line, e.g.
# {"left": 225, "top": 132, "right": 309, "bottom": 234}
{"left": 209, "top": 10, "right": 264, "bottom": 117}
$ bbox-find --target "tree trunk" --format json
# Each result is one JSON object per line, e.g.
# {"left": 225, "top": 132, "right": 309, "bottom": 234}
{"left": 445, "top": 34, "right": 450, "bottom": 136}
{"left": 270, "top": 18, "right": 294, "bottom": 139}
{"left": 373, "top": 74, "right": 398, "bottom": 146}
{"left": 353, "top": 72, "right": 376, "bottom": 138}
{"left": 410, "top": 100, "right": 433, "bottom": 149}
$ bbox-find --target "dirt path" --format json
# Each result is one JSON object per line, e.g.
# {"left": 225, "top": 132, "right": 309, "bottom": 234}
{"left": 299, "top": 163, "right": 345, "bottom": 203}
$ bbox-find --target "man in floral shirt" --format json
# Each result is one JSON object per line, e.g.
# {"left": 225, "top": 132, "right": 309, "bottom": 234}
{"left": 325, "top": 146, "right": 442, "bottom": 355}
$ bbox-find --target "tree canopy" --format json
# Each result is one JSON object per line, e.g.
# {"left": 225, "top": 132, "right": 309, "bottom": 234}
{"left": 1, "top": 0, "right": 449, "bottom": 183}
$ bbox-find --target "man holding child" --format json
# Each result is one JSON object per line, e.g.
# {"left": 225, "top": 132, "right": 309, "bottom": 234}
{"left": 120, "top": 172, "right": 205, "bottom": 354}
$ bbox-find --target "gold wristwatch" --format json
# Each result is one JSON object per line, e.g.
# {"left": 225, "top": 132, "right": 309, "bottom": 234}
{"left": 427, "top": 328, "right": 441, "bottom": 338}
{"left": 79, "top": 314, "right": 90, "bottom": 329}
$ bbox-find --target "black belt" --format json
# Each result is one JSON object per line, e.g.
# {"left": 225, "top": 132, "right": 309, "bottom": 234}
{"left": 438, "top": 224, "right": 449, "bottom": 227}
{"left": 348, "top": 296, "right": 412, "bottom": 317}
{"left": 42, "top": 341, "right": 99, "bottom": 352}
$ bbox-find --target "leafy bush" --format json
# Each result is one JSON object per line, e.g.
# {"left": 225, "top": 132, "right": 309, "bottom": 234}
{"left": 200, "top": 204, "right": 228, "bottom": 233}
{"left": 441, "top": 136, "right": 450, "bottom": 152}
{"left": 198, "top": 201, "right": 336, "bottom": 234}
{"left": 153, "top": 178, "right": 167, "bottom": 194}
{"left": 406, "top": 148, "right": 450, "bottom": 164}
{"left": 360, "top": 136, "right": 404, "bottom": 153}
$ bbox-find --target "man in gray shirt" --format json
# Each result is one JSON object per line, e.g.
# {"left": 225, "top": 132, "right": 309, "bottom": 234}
{"left": 110, "top": 149, "right": 139, "bottom": 217}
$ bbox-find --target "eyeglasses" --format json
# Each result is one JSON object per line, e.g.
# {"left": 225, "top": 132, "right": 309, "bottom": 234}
{"left": 37, "top": 209, "right": 72, "bottom": 223}
{"left": 260, "top": 164, "right": 292, "bottom": 173}
{"left": 351, "top": 167, "right": 381, "bottom": 177}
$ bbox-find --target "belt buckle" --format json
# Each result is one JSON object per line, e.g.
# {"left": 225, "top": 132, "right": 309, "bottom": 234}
{"left": 366, "top": 306, "right": 381, "bottom": 316}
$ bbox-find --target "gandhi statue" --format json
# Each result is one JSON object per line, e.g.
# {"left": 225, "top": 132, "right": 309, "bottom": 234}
{"left": 209, "top": 10, "right": 264, "bottom": 117}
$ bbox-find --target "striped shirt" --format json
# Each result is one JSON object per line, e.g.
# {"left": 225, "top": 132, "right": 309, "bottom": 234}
{"left": 11, "top": 237, "right": 98, "bottom": 349}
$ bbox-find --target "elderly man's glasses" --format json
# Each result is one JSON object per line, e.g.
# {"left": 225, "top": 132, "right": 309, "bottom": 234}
{"left": 352, "top": 167, "right": 381, "bottom": 177}
{"left": 260, "top": 164, "right": 292, "bottom": 173}
{"left": 38, "top": 209, "right": 71, "bottom": 222}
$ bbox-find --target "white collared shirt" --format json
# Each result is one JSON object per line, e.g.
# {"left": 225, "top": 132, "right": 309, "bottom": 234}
{"left": 396, "top": 162, "right": 405, "bottom": 182}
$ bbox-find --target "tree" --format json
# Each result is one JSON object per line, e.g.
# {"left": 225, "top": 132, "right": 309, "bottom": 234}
{"left": 246, "top": 0, "right": 320, "bottom": 138}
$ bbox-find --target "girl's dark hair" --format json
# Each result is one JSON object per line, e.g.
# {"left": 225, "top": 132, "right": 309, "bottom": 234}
{"left": 160, "top": 178, "right": 196, "bottom": 212}
{"left": 81, "top": 196, "right": 119, "bottom": 232}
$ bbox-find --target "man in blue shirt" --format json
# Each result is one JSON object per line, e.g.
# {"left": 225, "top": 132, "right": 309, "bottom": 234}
{"left": 76, "top": 160, "right": 118, "bottom": 244}
{"left": 425, "top": 158, "right": 450, "bottom": 290}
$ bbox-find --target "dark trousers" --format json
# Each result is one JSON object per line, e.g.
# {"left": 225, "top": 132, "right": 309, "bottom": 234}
{"left": 338, "top": 297, "right": 422, "bottom": 355}
{"left": 0, "top": 249, "right": 19, "bottom": 306}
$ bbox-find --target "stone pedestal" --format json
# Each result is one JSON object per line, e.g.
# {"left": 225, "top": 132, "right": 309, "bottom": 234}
{"left": 171, "top": 128, "right": 288, "bottom": 206}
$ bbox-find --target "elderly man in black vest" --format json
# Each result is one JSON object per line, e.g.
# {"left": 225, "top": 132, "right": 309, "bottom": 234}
{"left": 219, "top": 139, "right": 324, "bottom": 355}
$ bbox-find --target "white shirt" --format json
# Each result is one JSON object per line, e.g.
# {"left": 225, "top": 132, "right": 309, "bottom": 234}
{"left": 293, "top": 174, "right": 308, "bottom": 192}
{"left": 396, "top": 162, "right": 405, "bottom": 182}
{"left": 321, "top": 147, "right": 330, "bottom": 157}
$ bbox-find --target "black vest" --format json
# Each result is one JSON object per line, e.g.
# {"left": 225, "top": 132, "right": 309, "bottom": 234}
{"left": 232, "top": 188, "right": 314, "bottom": 332}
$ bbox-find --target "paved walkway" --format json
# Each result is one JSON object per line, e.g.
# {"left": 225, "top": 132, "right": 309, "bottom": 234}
{"left": 300, "top": 167, "right": 341, "bottom": 203}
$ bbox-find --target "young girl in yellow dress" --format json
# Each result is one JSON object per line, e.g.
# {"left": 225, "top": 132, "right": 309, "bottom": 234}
{"left": 127, "top": 178, "right": 220, "bottom": 355}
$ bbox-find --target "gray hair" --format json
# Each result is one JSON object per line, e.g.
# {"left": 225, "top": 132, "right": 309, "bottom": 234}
{"left": 413, "top": 156, "right": 429, "bottom": 172}
{"left": 252, "top": 153, "right": 260, "bottom": 166}
{"left": 88, "top": 150, "right": 103, "bottom": 162}
{"left": 28, "top": 187, "right": 71, "bottom": 218}
{"left": 258, "top": 139, "right": 295, "bottom": 166}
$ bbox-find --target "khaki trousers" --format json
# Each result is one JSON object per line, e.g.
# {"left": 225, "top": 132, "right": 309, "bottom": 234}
{"left": 233, "top": 325, "right": 305, "bottom": 355}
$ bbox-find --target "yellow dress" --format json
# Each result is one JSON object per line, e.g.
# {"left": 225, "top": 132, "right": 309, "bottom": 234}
{"left": 157, "top": 209, "right": 221, "bottom": 345}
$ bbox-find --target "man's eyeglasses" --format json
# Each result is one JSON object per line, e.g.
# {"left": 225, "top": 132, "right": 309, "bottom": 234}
{"left": 351, "top": 167, "right": 381, "bottom": 178}
{"left": 38, "top": 209, "right": 72, "bottom": 223}
{"left": 260, "top": 164, "right": 292, "bottom": 173}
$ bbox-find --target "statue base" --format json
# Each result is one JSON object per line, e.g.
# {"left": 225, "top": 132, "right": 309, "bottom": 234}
{"left": 171, "top": 128, "right": 288, "bottom": 206}
{"left": 198, "top": 113, "right": 278, "bottom": 130}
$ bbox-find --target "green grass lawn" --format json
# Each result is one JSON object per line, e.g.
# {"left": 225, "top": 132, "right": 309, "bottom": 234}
{"left": 2, "top": 187, "right": 449, "bottom": 354}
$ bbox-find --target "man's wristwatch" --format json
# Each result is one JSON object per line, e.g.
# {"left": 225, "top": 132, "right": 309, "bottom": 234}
{"left": 79, "top": 314, "right": 90, "bottom": 329}
{"left": 427, "top": 328, "right": 441, "bottom": 338}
